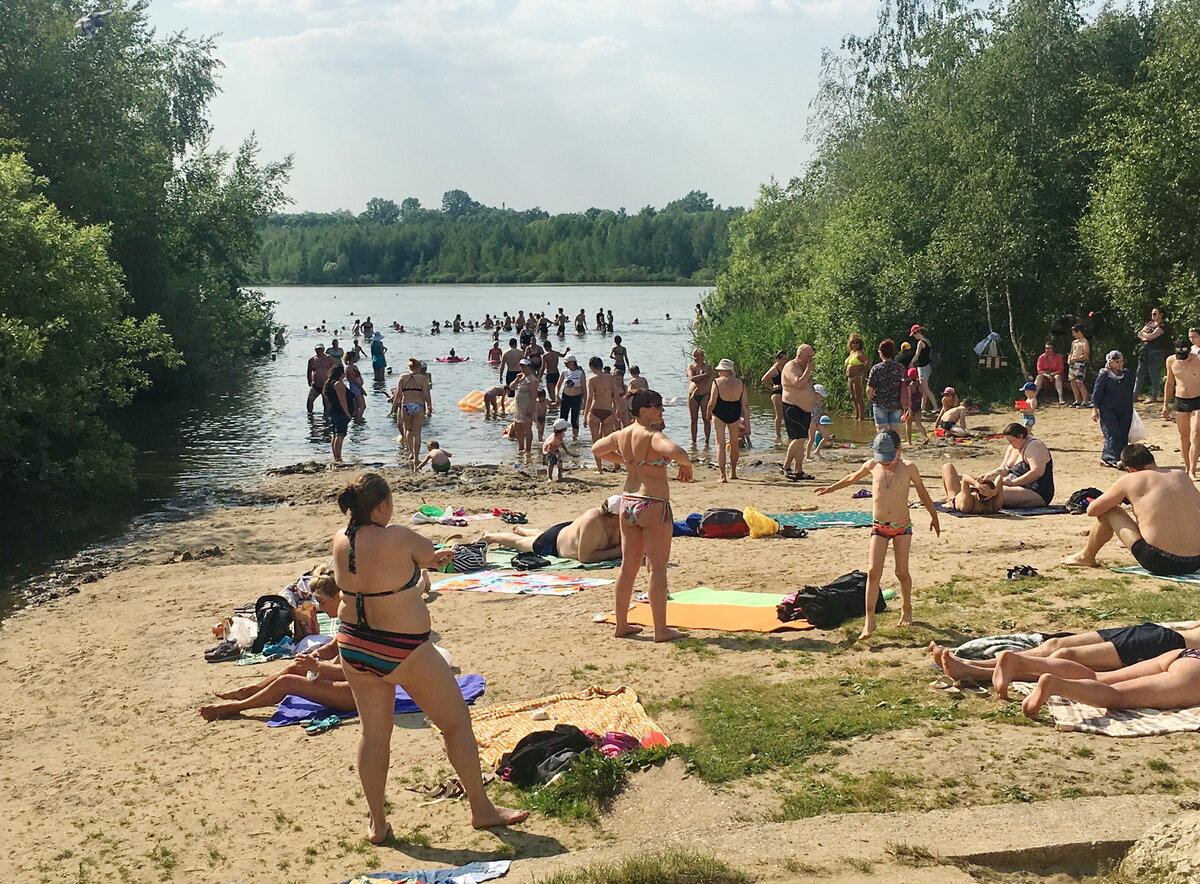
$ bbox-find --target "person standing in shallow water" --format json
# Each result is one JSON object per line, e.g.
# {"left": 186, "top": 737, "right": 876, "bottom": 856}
{"left": 307, "top": 344, "right": 337, "bottom": 413}
{"left": 687, "top": 349, "right": 714, "bottom": 447}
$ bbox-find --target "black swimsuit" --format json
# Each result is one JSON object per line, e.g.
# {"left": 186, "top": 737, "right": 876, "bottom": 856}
{"left": 712, "top": 395, "right": 743, "bottom": 424}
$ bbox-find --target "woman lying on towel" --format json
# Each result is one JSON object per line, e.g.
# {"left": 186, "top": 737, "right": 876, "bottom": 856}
{"left": 200, "top": 570, "right": 351, "bottom": 721}
{"left": 1015, "top": 647, "right": 1200, "bottom": 720}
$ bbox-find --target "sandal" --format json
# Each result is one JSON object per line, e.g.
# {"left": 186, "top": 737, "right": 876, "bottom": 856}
{"left": 500, "top": 511, "right": 528, "bottom": 524}
{"left": 851, "top": 489, "right": 872, "bottom": 499}
{"left": 1006, "top": 564, "right": 1039, "bottom": 580}
{"left": 302, "top": 714, "right": 343, "bottom": 736}
{"left": 779, "top": 526, "right": 808, "bottom": 539}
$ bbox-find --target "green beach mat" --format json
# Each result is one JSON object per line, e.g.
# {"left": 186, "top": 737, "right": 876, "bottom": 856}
{"left": 768, "top": 511, "right": 874, "bottom": 529}
{"left": 1112, "top": 566, "right": 1200, "bottom": 585}
{"left": 485, "top": 547, "right": 619, "bottom": 571}
{"left": 236, "top": 612, "right": 339, "bottom": 666}
{"left": 666, "top": 587, "right": 784, "bottom": 607}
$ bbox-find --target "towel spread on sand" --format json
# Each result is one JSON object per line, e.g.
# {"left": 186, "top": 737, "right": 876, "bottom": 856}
{"left": 485, "top": 547, "right": 619, "bottom": 571}
{"left": 768, "top": 511, "right": 874, "bottom": 529}
{"left": 433, "top": 570, "right": 613, "bottom": 595}
{"left": 664, "top": 587, "right": 785, "bottom": 607}
{"left": 1042, "top": 693, "right": 1200, "bottom": 737}
{"left": 603, "top": 601, "right": 813, "bottom": 633}
{"left": 936, "top": 503, "right": 1068, "bottom": 518}
{"left": 340, "top": 860, "right": 511, "bottom": 884}
{"left": 1112, "top": 565, "right": 1200, "bottom": 584}
{"left": 461, "top": 686, "right": 665, "bottom": 769}
{"left": 266, "top": 674, "right": 486, "bottom": 727}
{"left": 235, "top": 613, "right": 339, "bottom": 666}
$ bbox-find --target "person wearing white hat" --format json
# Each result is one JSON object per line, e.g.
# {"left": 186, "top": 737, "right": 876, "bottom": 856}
{"left": 709, "top": 358, "right": 750, "bottom": 482}
{"left": 556, "top": 354, "right": 586, "bottom": 440}
{"left": 481, "top": 498, "right": 622, "bottom": 563}
{"left": 542, "top": 418, "right": 571, "bottom": 481}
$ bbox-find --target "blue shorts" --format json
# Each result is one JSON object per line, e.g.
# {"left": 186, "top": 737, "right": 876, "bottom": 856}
{"left": 330, "top": 414, "right": 350, "bottom": 437}
{"left": 873, "top": 406, "right": 903, "bottom": 427}
{"left": 917, "top": 364, "right": 932, "bottom": 381}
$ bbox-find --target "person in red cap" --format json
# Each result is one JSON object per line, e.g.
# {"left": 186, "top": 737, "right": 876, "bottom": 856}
{"left": 909, "top": 325, "right": 936, "bottom": 413}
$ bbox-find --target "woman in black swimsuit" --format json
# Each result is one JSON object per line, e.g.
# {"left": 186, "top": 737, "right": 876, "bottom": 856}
{"left": 760, "top": 350, "right": 788, "bottom": 440}
{"left": 979, "top": 423, "right": 1055, "bottom": 507}
{"left": 709, "top": 359, "right": 750, "bottom": 483}
{"left": 332, "top": 474, "right": 527, "bottom": 842}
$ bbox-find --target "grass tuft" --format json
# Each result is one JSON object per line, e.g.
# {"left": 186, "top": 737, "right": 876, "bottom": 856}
{"left": 776, "top": 770, "right": 917, "bottom": 820}
{"left": 533, "top": 849, "right": 754, "bottom": 884}
{"left": 512, "top": 747, "right": 671, "bottom": 824}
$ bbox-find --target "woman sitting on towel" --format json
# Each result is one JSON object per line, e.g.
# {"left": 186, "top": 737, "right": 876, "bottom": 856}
{"left": 977, "top": 423, "right": 1055, "bottom": 507}
{"left": 592, "top": 389, "right": 693, "bottom": 642}
{"left": 332, "top": 473, "right": 527, "bottom": 843}
{"left": 199, "top": 570, "right": 352, "bottom": 721}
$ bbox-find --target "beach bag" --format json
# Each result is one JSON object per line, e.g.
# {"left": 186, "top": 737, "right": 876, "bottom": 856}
{"left": 699, "top": 508, "right": 749, "bottom": 539}
{"left": 1128, "top": 409, "right": 1146, "bottom": 443}
{"left": 512, "top": 552, "right": 552, "bottom": 570}
{"left": 251, "top": 595, "right": 295, "bottom": 654}
{"left": 450, "top": 541, "right": 488, "bottom": 573}
{"left": 498, "top": 724, "right": 594, "bottom": 787}
{"left": 790, "top": 571, "right": 884, "bottom": 630}
{"left": 1065, "top": 487, "right": 1104, "bottom": 515}
{"left": 742, "top": 506, "right": 779, "bottom": 539}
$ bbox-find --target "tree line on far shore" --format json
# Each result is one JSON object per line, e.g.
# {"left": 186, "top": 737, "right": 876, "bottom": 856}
{"left": 0, "top": 0, "right": 289, "bottom": 497}
{"left": 699, "top": 0, "right": 1200, "bottom": 401}
{"left": 254, "top": 190, "right": 741, "bottom": 286}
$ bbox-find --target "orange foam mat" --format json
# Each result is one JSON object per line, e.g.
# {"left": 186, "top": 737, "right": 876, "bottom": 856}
{"left": 602, "top": 602, "right": 812, "bottom": 633}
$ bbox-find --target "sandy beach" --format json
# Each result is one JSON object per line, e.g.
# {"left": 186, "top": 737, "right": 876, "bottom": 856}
{"left": 3, "top": 403, "right": 1199, "bottom": 883}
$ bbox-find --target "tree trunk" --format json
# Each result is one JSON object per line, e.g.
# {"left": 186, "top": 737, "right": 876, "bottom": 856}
{"left": 1005, "top": 282, "right": 1028, "bottom": 377}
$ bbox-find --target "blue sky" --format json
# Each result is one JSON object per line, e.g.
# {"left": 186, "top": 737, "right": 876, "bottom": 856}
{"left": 146, "top": 0, "right": 879, "bottom": 213}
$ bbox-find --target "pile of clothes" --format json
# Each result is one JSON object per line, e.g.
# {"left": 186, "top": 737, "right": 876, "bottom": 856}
{"left": 496, "top": 723, "right": 665, "bottom": 788}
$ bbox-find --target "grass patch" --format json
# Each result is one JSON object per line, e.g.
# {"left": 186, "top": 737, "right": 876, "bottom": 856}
{"left": 678, "top": 673, "right": 962, "bottom": 783}
{"left": 533, "top": 850, "right": 753, "bottom": 884}
{"left": 510, "top": 747, "right": 670, "bottom": 824}
{"left": 886, "top": 842, "right": 940, "bottom": 867}
{"left": 775, "top": 770, "right": 917, "bottom": 820}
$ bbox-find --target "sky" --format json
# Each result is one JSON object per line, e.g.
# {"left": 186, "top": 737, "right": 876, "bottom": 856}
{"left": 145, "top": 0, "right": 880, "bottom": 214}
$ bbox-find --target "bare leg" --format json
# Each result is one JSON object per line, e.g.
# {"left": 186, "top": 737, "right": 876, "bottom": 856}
{"left": 644, "top": 513, "right": 685, "bottom": 642}
{"left": 1189, "top": 411, "right": 1200, "bottom": 478}
{"left": 688, "top": 397, "right": 699, "bottom": 446}
{"left": 714, "top": 419, "right": 728, "bottom": 482}
{"left": 215, "top": 660, "right": 305, "bottom": 699}
{"left": 892, "top": 533, "right": 913, "bottom": 626}
{"left": 942, "top": 463, "right": 962, "bottom": 500}
{"left": 612, "top": 520, "right": 645, "bottom": 638}
{"left": 784, "top": 439, "right": 806, "bottom": 476}
{"left": 860, "top": 534, "right": 890, "bottom": 640}
{"left": 393, "top": 643, "right": 528, "bottom": 829}
{"left": 199, "top": 676, "right": 352, "bottom": 720}
{"left": 1054, "top": 374, "right": 1065, "bottom": 403}
{"left": 772, "top": 394, "right": 783, "bottom": 438}
{"left": 729, "top": 426, "right": 741, "bottom": 479}
{"left": 340, "top": 663, "right": 399, "bottom": 843}
{"left": 1023, "top": 655, "right": 1198, "bottom": 719}
{"left": 480, "top": 527, "right": 539, "bottom": 552}
{"left": 1063, "top": 509, "right": 1142, "bottom": 567}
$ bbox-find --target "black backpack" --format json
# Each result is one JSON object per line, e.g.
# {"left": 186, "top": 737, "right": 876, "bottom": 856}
{"left": 1065, "top": 487, "right": 1103, "bottom": 515}
{"left": 498, "top": 724, "right": 594, "bottom": 788}
{"left": 780, "top": 570, "right": 885, "bottom": 630}
{"left": 251, "top": 594, "right": 294, "bottom": 653}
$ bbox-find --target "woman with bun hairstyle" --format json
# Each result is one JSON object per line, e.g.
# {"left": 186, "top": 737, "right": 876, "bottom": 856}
{"left": 332, "top": 473, "right": 528, "bottom": 842}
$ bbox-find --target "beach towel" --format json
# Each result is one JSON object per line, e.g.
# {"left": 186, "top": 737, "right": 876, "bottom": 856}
{"left": 484, "top": 547, "right": 619, "bottom": 571}
{"left": 433, "top": 570, "right": 612, "bottom": 595}
{"left": 1040, "top": 693, "right": 1200, "bottom": 737}
{"left": 602, "top": 602, "right": 812, "bottom": 633}
{"left": 236, "top": 613, "right": 339, "bottom": 666}
{"left": 462, "top": 686, "right": 664, "bottom": 769}
{"left": 768, "top": 511, "right": 874, "bottom": 530}
{"left": 952, "top": 633, "right": 1046, "bottom": 659}
{"left": 664, "top": 587, "right": 785, "bottom": 607}
{"left": 339, "top": 860, "right": 511, "bottom": 884}
{"left": 267, "top": 674, "right": 486, "bottom": 727}
{"left": 1112, "top": 565, "right": 1200, "bottom": 585}
{"left": 936, "top": 503, "right": 1067, "bottom": 518}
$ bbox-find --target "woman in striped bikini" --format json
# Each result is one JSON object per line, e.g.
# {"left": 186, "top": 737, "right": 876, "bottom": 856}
{"left": 332, "top": 473, "right": 527, "bottom": 843}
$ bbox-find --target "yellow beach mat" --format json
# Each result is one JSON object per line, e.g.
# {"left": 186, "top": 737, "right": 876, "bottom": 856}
{"left": 602, "top": 602, "right": 813, "bottom": 633}
{"left": 462, "top": 685, "right": 665, "bottom": 769}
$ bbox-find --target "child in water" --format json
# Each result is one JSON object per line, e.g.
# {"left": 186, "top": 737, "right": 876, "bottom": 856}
{"left": 810, "top": 415, "right": 834, "bottom": 458}
{"left": 534, "top": 390, "right": 549, "bottom": 441}
{"left": 542, "top": 418, "right": 569, "bottom": 482}
{"left": 417, "top": 441, "right": 453, "bottom": 474}
{"left": 814, "top": 429, "right": 940, "bottom": 640}
{"left": 483, "top": 385, "right": 507, "bottom": 419}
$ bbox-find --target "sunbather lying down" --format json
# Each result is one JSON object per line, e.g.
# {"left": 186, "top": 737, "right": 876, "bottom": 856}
{"left": 1019, "top": 648, "right": 1200, "bottom": 720}
{"left": 929, "top": 621, "right": 1200, "bottom": 698}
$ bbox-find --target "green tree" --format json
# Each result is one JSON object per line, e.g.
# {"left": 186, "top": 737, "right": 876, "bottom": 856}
{"left": 361, "top": 197, "right": 400, "bottom": 224}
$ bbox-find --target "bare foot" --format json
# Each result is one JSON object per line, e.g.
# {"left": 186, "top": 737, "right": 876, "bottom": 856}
{"left": 198, "top": 704, "right": 235, "bottom": 721}
{"left": 472, "top": 806, "right": 529, "bottom": 829}
{"left": 898, "top": 607, "right": 913, "bottom": 627}
{"left": 1061, "top": 552, "right": 1099, "bottom": 568}
{"left": 653, "top": 628, "right": 690, "bottom": 643}
{"left": 718, "top": 474, "right": 728, "bottom": 484}
{"left": 214, "top": 687, "right": 254, "bottom": 701}
{"left": 729, "top": 472, "right": 738, "bottom": 480}
{"left": 368, "top": 822, "right": 392, "bottom": 844}
{"left": 613, "top": 624, "right": 644, "bottom": 638}
{"left": 1021, "top": 676, "right": 1050, "bottom": 720}
{"left": 991, "top": 651, "right": 1017, "bottom": 699}
{"left": 938, "top": 649, "right": 983, "bottom": 682}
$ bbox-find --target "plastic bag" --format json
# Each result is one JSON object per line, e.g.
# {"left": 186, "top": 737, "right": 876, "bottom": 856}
{"left": 227, "top": 616, "right": 258, "bottom": 649}
{"left": 742, "top": 505, "right": 779, "bottom": 539}
{"left": 1128, "top": 409, "right": 1146, "bottom": 443}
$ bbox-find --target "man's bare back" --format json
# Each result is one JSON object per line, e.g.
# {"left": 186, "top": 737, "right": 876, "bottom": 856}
{"left": 1117, "top": 469, "right": 1200, "bottom": 556}
{"left": 557, "top": 508, "right": 621, "bottom": 562}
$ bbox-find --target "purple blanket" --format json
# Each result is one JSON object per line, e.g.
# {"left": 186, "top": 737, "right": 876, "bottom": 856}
{"left": 266, "top": 674, "right": 486, "bottom": 727}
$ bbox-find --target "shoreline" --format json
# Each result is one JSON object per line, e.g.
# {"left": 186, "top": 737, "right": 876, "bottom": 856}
{"left": 2, "top": 402, "right": 1196, "bottom": 882}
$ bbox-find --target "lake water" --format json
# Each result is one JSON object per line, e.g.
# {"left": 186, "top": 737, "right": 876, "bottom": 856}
{"left": 1, "top": 284, "right": 880, "bottom": 614}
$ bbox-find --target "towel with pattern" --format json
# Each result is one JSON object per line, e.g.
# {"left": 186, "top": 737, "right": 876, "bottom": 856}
{"left": 457, "top": 685, "right": 665, "bottom": 769}
{"left": 768, "top": 511, "right": 874, "bottom": 529}
{"left": 1112, "top": 565, "right": 1200, "bottom": 584}
{"left": 1044, "top": 694, "right": 1200, "bottom": 737}
{"left": 484, "top": 548, "right": 619, "bottom": 571}
{"left": 236, "top": 613, "right": 339, "bottom": 666}
{"left": 433, "top": 571, "right": 613, "bottom": 594}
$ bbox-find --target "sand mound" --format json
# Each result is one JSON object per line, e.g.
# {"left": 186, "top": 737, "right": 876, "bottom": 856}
{"left": 1118, "top": 803, "right": 1200, "bottom": 883}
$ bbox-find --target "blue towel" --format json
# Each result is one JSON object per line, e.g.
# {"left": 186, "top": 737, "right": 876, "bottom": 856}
{"left": 768, "top": 511, "right": 874, "bottom": 529}
{"left": 266, "top": 674, "right": 486, "bottom": 727}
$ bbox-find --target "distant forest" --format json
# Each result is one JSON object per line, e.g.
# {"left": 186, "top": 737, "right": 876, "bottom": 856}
{"left": 255, "top": 190, "right": 742, "bottom": 285}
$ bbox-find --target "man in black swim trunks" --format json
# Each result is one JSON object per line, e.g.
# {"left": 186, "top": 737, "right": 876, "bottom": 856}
{"left": 481, "top": 497, "right": 622, "bottom": 563}
{"left": 1163, "top": 338, "right": 1200, "bottom": 480}
{"left": 781, "top": 344, "right": 818, "bottom": 480}
{"left": 306, "top": 345, "right": 338, "bottom": 413}
{"left": 1063, "top": 443, "right": 1200, "bottom": 576}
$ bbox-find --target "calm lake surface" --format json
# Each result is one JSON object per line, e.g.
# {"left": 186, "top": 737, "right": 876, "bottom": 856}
{"left": 1, "top": 284, "right": 878, "bottom": 614}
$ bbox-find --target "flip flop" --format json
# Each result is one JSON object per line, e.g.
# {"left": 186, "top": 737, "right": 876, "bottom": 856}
{"left": 961, "top": 684, "right": 990, "bottom": 696}
{"left": 851, "top": 489, "right": 872, "bottom": 499}
{"left": 1006, "top": 565, "right": 1039, "bottom": 580}
{"left": 303, "top": 714, "right": 343, "bottom": 735}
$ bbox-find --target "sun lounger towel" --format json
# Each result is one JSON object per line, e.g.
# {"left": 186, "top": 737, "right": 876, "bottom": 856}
{"left": 484, "top": 547, "right": 619, "bottom": 571}
{"left": 236, "top": 613, "right": 339, "bottom": 666}
{"left": 1039, "top": 691, "right": 1200, "bottom": 737}
{"left": 1112, "top": 565, "right": 1200, "bottom": 584}
{"left": 768, "top": 511, "right": 873, "bottom": 529}
{"left": 936, "top": 503, "right": 1067, "bottom": 517}
{"left": 603, "top": 602, "right": 812, "bottom": 633}
{"left": 952, "top": 633, "right": 1046, "bottom": 659}
{"left": 432, "top": 570, "right": 612, "bottom": 594}
{"left": 461, "top": 685, "right": 664, "bottom": 768}
{"left": 664, "top": 587, "right": 785, "bottom": 607}
{"left": 267, "top": 674, "right": 485, "bottom": 727}
{"left": 340, "top": 859, "right": 511, "bottom": 884}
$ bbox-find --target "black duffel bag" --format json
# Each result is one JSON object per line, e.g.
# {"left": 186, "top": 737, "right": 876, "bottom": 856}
{"left": 783, "top": 570, "right": 885, "bottom": 630}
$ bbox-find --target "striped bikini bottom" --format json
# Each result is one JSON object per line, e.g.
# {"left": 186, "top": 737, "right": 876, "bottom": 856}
{"left": 338, "top": 621, "right": 430, "bottom": 678}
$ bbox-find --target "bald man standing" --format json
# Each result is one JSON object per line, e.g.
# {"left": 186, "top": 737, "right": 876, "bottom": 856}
{"left": 782, "top": 344, "right": 819, "bottom": 480}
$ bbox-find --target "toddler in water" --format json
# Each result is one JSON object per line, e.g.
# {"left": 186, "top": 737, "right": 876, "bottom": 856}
{"left": 417, "top": 441, "right": 452, "bottom": 474}
{"left": 810, "top": 415, "right": 834, "bottom": 458}
{"left": 483, "top": 385, "right": 507, "bottom": 418}
{"left": 815, "top": 429, "right": 940, "bottom": 640}
{"left": 542, "top": 418, "right": 569, "bottom": 481}
{"left": 1017, "top": 381, "right": 1037, "bottom": 428}
{"left": 805, "top": 384, "right": 827, "bottom": 460}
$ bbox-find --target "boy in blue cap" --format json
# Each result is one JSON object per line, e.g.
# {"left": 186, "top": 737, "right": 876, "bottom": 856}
{"left": 815, "top": 429, "right": 941, "bottom": 640}
{"left": 1018, "top": 381, "right": 1038, "bottom": 428}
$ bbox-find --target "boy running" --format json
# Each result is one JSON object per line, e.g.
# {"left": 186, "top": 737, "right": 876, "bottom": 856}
{"left": 815, "top": 429, "right": 940, "bottom": 640}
